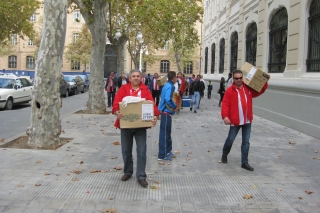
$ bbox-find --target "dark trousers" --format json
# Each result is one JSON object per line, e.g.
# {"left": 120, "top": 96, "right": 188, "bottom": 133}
{"left": 120, "top": 128, "right": 147, "bottom": 180}
{"left": 207, "top": 90, "right": 212, "bottom": 99}
{"left": 222, "top": 123, "right": 251, "bottom": 164}
{"left": 158, "top": 113, "right": 172, "bottom": 159}
{"left": 152, "top": 90, "right": 160, "bottom": 106}
{"left": 219, "top": 93, "right": 224, "bottom": 106}
{"left": 107, "top": 89, "right": 116, "bottom": 107}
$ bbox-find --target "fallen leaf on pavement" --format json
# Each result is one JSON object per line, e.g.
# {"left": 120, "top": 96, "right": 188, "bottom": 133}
{"left": 315, "top": 150, "right": 318, "bottom": 153}
{"left": 58, "top": 162, "right": 63, "bottom": 165}
{"left": 101, "top": 170, "right": 106, "bottom": 173}
{"left": 90, "top": 170, "right": 101, "bottom": 173}
{"left": 72, "top": 178, "right": 78, "bottom": 182}
{"left": 158, "top": 161, "right": 165, "bottom": 165}
{"left": 252, "top": 185, "right": 257, "bottom": 189}
{"left": 298, "top": 196, "right": 303, "bottom": 200}
{"left": 243, "top": 194, "right": 252, "bottom": 199}
{"left": 35, "top": 160, "right": 41, "bottom": 163}
{"left": 114, "top": 166, "right": 122, "bottom": 170}
{"left": 276, "top": 188, "right": 282, "bottom": 191}
{"left": 112, "top": 141, "right": 120, "bottom": 145}
{"left": 312, "top": 158, "right": 320, "bottom": 160}
{"left": 0, "top": 138, "right": 5, "bottom": 142}
{"left": 44, "top": 172, "right": 50, "bottom": 176}
{"left": 101, "top": 208, "right": 117, "bottom": 213}
{"left": 150, "top": 185, "right": 160, "bottom": 189}
{"left": 154, "top": 180, "right": 161, "bottom": 184}
{"left": 289, "top": 141, "right": 296, "bottom": 144}
{"left": 77, "top": 161, "right": 83, "bottom": 164}
{"left": 72, "top": 170, "right": 82, "bottom": 174}
{"left": 35, "top": 183, "right": 41, "bottom": 186}
{"left": 17, "top": 184, "right": 24, "bottom": 188}
{"left": 108, "top": 197, "right": 114, "bottom": 200}
{"left": 174, "top": 150, "right": 180, "bottom": 154}
{"left": 289, "top": 150, "right": 294, "bottom": 152}
{"left": 305, "top": 190, "right": 313, "bottom": 194}
{"left": 278, "top": 156, "right": 282, "bottom": 159}
{"left": 207, "top": 150, "right": 211, "bottom": 152}
{"left": 182, "top": 164, "right": 186, "bottom": 166}
{"left": 218, "top": 160, "right": 222, "bottom": 163}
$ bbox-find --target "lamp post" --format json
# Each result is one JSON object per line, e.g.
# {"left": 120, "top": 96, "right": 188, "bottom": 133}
{"left": 136, "top": 31, "right": 148, "bottom": 72}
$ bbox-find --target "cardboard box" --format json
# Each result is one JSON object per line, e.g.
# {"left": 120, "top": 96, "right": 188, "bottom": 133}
{"left": 241, "top": 62, "right": 270, "bottom": 92}
{"left": 157, "top": 76, "right": 167, "bottom": 86}
{"left": 119, "top": 100, "right": 154, "bottom": 128}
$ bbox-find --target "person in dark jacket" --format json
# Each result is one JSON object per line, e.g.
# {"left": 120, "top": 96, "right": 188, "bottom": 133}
{"left": 207, "top": 80, "right": 213, "bottom": 99}
{"left": 189, "top": 75, "right": 205, "bottom": 113}
{"left": 117, "top": 72, "right": 129, "bottom": 89}
{"left": 105, "top": 72, "right": 117, "bottom": 107}
{"left": 218, "top": 77, "right": 226, "bottom": 107}
{"left": 148, "top": 73, "right": 161, "bottom": 106}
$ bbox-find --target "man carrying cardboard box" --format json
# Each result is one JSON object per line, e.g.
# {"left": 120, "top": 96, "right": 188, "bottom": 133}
{"left": 221, "top": 70, "right": 269, "bottom": 171}
{"left": 112, "top": 69, "right": 160, "bottom": 187}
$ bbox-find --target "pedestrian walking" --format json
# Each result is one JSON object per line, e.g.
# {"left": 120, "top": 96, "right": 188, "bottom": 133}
{"left": 220, "top": 70, "right": 269, "bottom": 171}
{"left": 148, "top": 73, "right": 161, "bottom": 106}
{"left": 207, "top": 80, "right": 212, "bottom": 99}
{"left": 105, "top": 71, "right": 117, "bottom": 107}
{"left": 117, "top": 72, "right": 129, "bottom": 89}
{"left": 226, "top": 72, "right": 233, "bottom": 88}
{"left": 189, "top": 75, "right": 204, "bottom": 113}
{"left": 178, "top": 72, "right": 186, "bottom": 109}
{"left": 158, "top": 71, "right": 179, "bottom": 161}
{"left": 112, "top": 69, "right": 160, "bottom": 187}
{"left": 218, "top": 77, "right": 226, "bottom": 107}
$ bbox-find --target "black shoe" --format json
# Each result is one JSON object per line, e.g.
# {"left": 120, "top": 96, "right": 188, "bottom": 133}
{"left": 241, "top": 163, "right": 254, "bottom": 171}
{"left": 190, "top": 107, "right": 192, "bottom": 111}
{"left": 138, "top": 179, "right": 148, "bottom": 187}
{"left": 107, "top": 105, "right": 111, "bottom": 108}
{"left": 194, "top": 110, "right": 197, "bottom": 113}
{"left": 121, "top": 174, "right": 132, "bottom": 181}
{"left": 221, "top": 155, "right": 227, "bottom": 163}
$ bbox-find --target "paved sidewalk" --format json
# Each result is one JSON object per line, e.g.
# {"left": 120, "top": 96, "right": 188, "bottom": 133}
{"left": 0, "top": 97, "right": 319, "bottom": 213}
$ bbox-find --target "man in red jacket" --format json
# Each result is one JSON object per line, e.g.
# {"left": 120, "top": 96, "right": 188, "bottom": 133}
{"left": 221, "top": 70, "right": 269, "bottom": 171}
{"left": 112, "top": 69, "right": 160, "bottom": 187}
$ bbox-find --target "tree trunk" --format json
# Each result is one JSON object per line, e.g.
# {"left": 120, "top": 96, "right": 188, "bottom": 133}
{"left": 116, "top": 37, "right": 127, "bottom": 75}
{"left": 175, "top": 53, "right": 182, "bottom": 73}
{"left": 85, "top": 0, "right": 107, "bottom": 113}
{"left": 27, "top": 0, "right": 67, "bottom": 149}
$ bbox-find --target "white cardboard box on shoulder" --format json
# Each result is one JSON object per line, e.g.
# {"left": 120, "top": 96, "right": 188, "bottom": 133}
{"left": 241, "top": 62, "right": 270, "bottom": 92}
{"left": 119, "top": 100, "right": 154, "bottom": 128}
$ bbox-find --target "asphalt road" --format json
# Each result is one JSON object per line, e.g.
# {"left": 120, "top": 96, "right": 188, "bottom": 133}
{"left": 0, "top": 92, "right": 89, "bottom": 140}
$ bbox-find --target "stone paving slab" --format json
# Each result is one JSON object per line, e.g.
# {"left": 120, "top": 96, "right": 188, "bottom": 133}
{"left": 0, "top": 98, "right": 319, "bottom": 213}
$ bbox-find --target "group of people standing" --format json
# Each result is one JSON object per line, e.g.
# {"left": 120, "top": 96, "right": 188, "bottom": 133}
{"left": 110, "top": 69, "right": 269, "bottom": 187}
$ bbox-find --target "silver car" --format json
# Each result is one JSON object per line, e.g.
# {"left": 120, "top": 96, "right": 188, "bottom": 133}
{"left": 0, "top": 76, "right": 33, "bottom": 110}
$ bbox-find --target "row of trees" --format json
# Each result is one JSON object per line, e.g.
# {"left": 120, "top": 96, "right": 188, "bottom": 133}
{"left": 0, "top": 0, "right": 203, "bottom": 148}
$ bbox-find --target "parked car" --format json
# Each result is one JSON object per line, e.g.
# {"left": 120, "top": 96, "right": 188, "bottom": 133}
{"left": 78, "top": 74, "right": 90, "bottom": 91}
{"left": 0, "top": 76, "right": 33, "bottom": 110}
{"left": 63, "top": 75, "right": 85, "bottom": 95}
{"left": 60, "top": 79, "right": 70, "bottom": 97}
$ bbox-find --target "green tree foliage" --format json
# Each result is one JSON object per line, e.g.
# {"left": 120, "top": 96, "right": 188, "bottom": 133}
{"left": 133, "top": 0, "right": 203, "bottom": 72}
{"left": 65, "top": 24, "right": 91, "bottom": 71}
{"left": 0, "top": 0, "right": 40, "bottom": 46}
{"left": 0, "top": 40, "right": 15, "bottom": 57}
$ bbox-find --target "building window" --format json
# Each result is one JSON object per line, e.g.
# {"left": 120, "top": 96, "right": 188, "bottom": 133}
{"left": 30, "top": 12, "right": 36, "bottom": 22}
{"left": 71, "top": 60, "right": 80, "bottom": 70}
{"left": 307, "top": 0, "right": 320, "bottom": 72}
{"left": 74, "top": 10, "right": 81, "bottom": 22}
{"left": 11, "top": 34, "right": 17, "bottom": 45}
{"left": 73, "top": 33, "right": 79, "bottom": 42}
{"left": 184, "top": 61, "right": 193, "bottom": 74}
{"left": 211, "top": 43, "right": 215, "bottom": 74}
{"left": 8, "top": 56, "right": 17, "bottom": 68}
{"left": 230, "top": 32, "right": 238, "bottom": 72}
{"left": 219, "top": 38, "right": 225, "bottom": 73}
{"left": 204, "top": 47, "right": 208, "bottom": 74}
{"left": 162, "top": 41, "right": 170, "bottom": 50}
{"left": 246, "top": 22, "right": 257, "bottom": 66}
{"left": 268, "top": 7, "right": 288, "bottom": 73}
{"left": 160, "top": 60, "right": 170, "bottom": 73}
{"left": 28, "top": 38, "right": 34, "bottom": 46}
{"left": 26, "top": 56, "right": 35, "bottom": 69}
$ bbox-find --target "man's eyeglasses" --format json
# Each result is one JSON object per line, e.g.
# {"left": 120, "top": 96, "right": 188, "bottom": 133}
{"left": 233, "top": 77, "right": 243, "bottom": 80}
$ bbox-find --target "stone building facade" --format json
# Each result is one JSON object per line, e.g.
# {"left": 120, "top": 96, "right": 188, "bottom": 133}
{"left": 202, "top": 0, "right": 320, "bottom": 138}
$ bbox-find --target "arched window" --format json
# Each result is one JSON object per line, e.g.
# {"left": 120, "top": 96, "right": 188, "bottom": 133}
{"left": 26, "top": 56, "right": 35, "bottom": 69}
{"left": 204, "top": 47, "right": 208, "bottom": 74}
{"left": 184, "top": 61, "right": 193, "bottom": 74}
{"left": 268, "top": 7, "right": 288, "bottom": 73}
{"left": 8, "top": 55, "right": 17, "bottom": 68}
{"left": 307, "top": 0, "right": 320, "bottom": 72}
{"left": 246, "top": 22, "right": 257, "bottom": 66}
{"left": 160, "top": 60, "right": 170, "bottom": 73}
{"left": 219, "top": 38, "right": 225, "bottom": 73}
{"left": 211, "top": 43, "right": 215, "bottom": 74}
{"left": 230, "top": 32, "right": 238, "bottom": 72}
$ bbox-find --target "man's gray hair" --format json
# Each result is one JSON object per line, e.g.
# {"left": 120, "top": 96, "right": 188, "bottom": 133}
{"left": 129, "top": 69, "right": 142, "bottom": 77}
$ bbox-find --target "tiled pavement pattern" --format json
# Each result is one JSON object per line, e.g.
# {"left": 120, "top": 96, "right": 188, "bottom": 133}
{"left": 0, "top": 97, "right": 319, "bottom": 213}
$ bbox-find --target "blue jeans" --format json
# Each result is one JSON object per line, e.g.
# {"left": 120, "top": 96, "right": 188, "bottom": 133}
{"left": 191, "top": 91, "right": 200, "bottom": 110}
{"left": 120, "top": 128, "right": 147, "bottom": 180}
{"left": 158, "top": 113, "right": 172, "bottom": 159}
{"left": 222, "top": 123, "right": 251, "bottom": 164}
